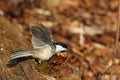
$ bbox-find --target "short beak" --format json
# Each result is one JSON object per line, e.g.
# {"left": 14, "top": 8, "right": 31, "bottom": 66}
{"left": 66, "top": 49, "right": 69, "bottom": 53}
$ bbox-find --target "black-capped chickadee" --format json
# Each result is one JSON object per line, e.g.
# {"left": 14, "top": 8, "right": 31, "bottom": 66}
{"left": 7, "top": 24, "right": 69, "bottom": 68}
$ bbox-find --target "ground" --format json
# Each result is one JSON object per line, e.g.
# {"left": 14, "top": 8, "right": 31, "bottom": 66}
{"left": 0, "top": 0, "right": 120, "bottom": 80}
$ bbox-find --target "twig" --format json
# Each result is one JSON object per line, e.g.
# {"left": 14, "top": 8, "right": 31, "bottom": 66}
{"left": 110, "top": 0, "right": 120, "bottom": 80}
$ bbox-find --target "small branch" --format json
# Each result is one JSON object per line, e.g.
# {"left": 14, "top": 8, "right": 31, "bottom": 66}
{"left": 115, "top": 0, "right": 120, "bottom": 57}
{"left": 110, "top": 0, "right": 120, "bottom": 80}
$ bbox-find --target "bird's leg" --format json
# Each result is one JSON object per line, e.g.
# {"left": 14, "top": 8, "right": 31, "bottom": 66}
{"left": 35, "top": 59, "right": 41, "bottom": 66}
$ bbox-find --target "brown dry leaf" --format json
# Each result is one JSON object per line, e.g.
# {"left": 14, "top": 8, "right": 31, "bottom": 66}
{"left": 57, "top": 52, "right": 69, "bottom": 57}
{"left": 109, "top": 0, "right": 118, "bottom": 10}
{"left": 0, "top": 0, "right": 120, "bottom": 79}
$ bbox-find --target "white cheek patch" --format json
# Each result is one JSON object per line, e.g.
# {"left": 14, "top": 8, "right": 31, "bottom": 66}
{"left": 55, "top": 45, "right": 66, "bottom": 53}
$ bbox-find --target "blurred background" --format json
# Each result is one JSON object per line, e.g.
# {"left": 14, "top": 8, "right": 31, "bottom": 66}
{"left": 0, "top": 0, "right": 120, "bottom": 80}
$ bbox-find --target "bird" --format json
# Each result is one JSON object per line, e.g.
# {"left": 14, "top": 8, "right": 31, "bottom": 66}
{"left": 7, "top": 24, "right": 69, "bottom": 68}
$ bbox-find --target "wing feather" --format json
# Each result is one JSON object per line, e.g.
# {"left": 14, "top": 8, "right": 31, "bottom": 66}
{"left": 31, "top": 24, "right": 55, "bottom": 49}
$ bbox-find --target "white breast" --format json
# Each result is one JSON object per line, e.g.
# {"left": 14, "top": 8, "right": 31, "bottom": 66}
{"left": 33, "top": 45, "right": 55, "bottom": 60}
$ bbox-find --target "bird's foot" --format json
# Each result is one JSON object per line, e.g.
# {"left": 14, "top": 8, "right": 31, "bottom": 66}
{"left": 35, "top": 59, "right": 41, "bottom": 66}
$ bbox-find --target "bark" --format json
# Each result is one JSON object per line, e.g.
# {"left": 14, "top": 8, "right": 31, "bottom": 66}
{"left": 0, "top": 16, "right": 46, "bottom": 80}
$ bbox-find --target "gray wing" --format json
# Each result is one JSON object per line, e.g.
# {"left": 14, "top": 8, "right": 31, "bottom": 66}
{"left": 31, "top": 24, "right": 55, "bottom": 49}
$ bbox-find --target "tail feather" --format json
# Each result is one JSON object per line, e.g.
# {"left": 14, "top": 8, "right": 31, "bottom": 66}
{"left": 10, "top": 50, "right": 33, "bottom": 59}
{"left": 7, "top": 50, "right": 34, "bottom": 68}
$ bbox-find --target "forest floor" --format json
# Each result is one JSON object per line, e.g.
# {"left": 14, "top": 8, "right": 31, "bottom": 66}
{"left": 0, "top": 0, "right": 120, "bottom": 80}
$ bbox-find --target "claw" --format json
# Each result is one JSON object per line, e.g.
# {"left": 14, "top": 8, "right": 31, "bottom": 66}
{"left": 35, "top": 59, "right": 41, "bottom": 66}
